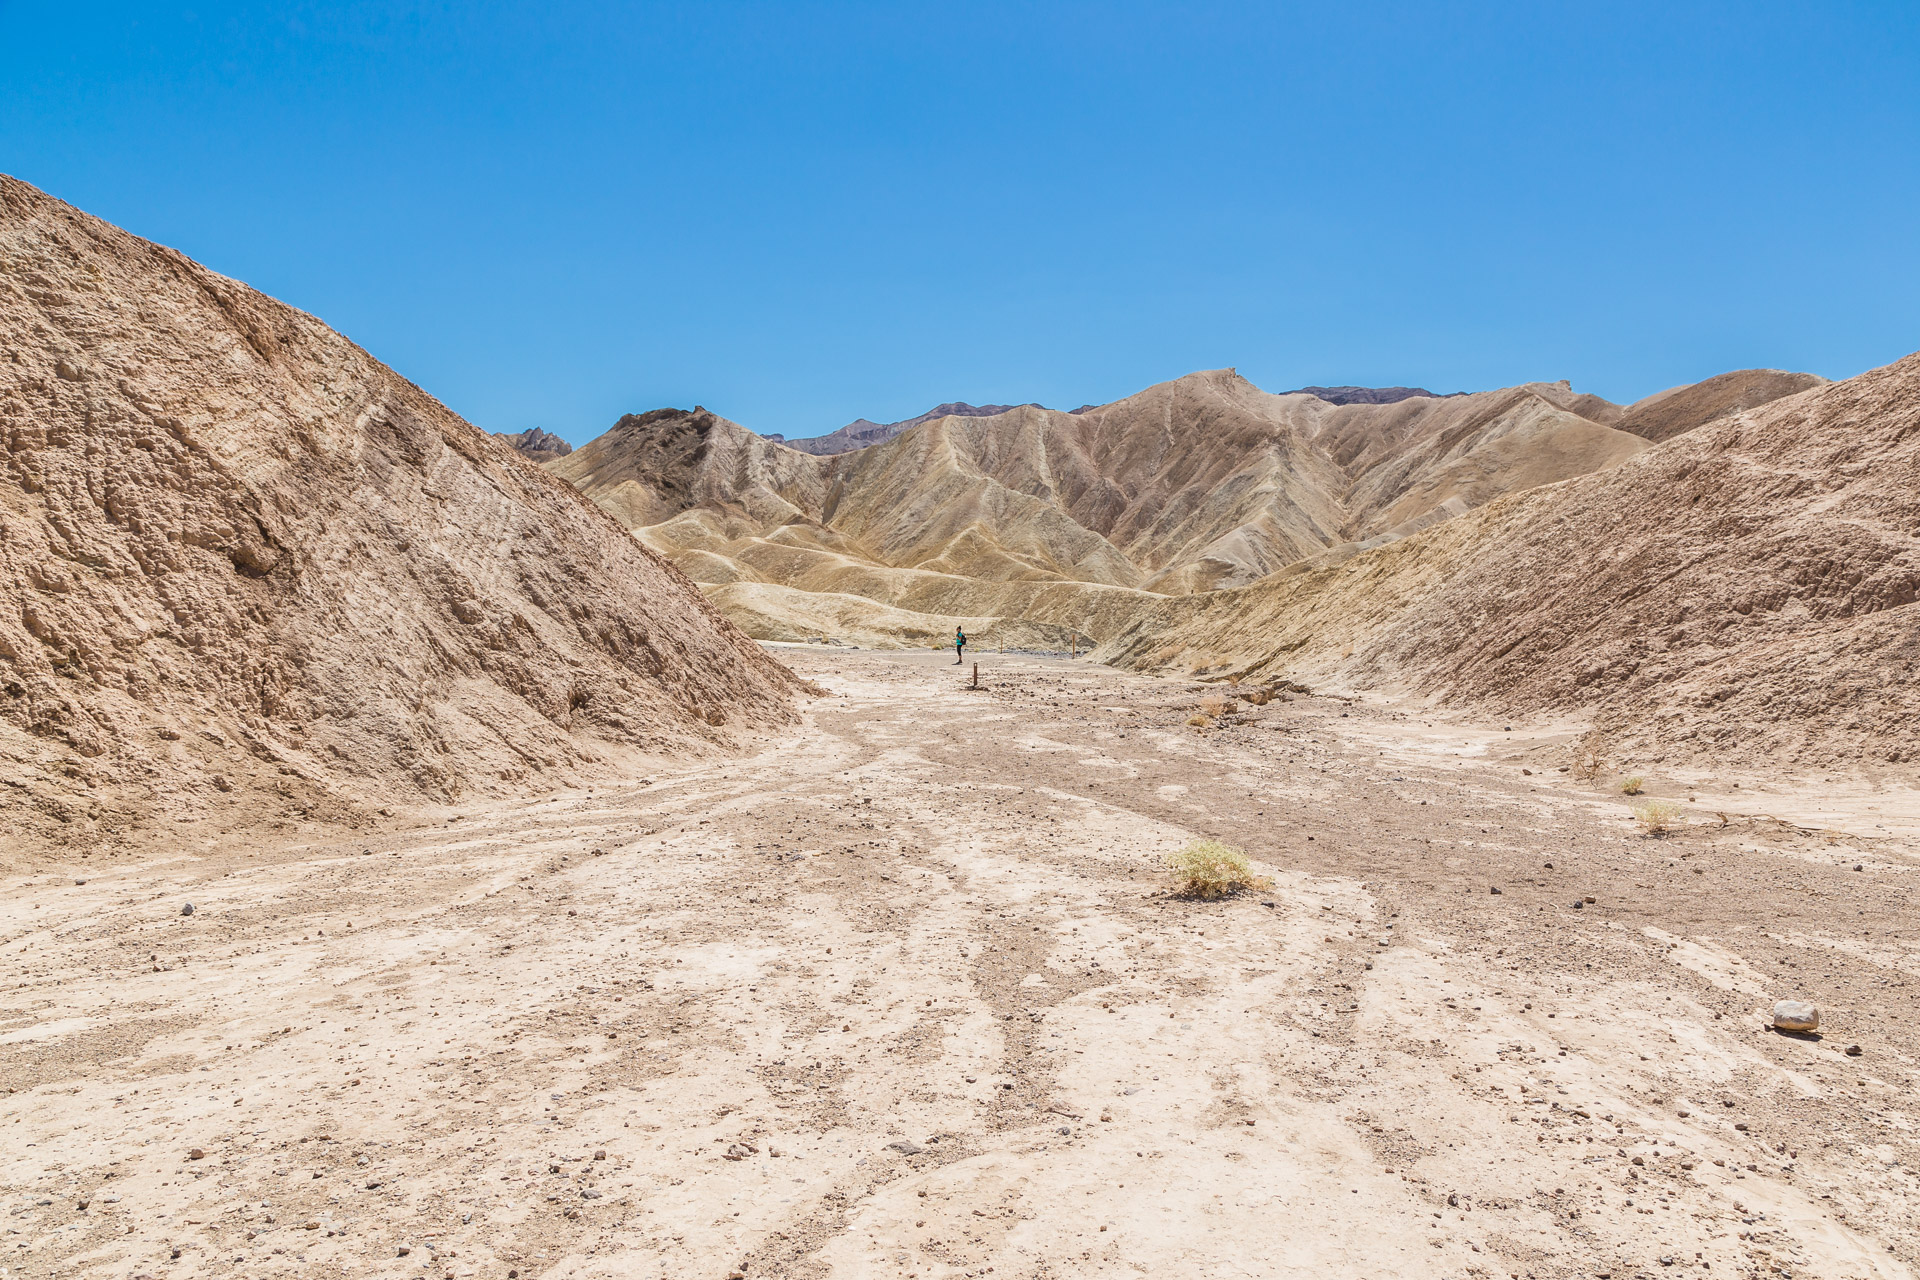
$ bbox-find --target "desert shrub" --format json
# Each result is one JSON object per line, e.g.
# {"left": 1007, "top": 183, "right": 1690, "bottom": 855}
{"left": 1243, "top": 689, "right": 1270, "bottom": 706}
{"left": 1186, "top": 713, "right": 1211, "bottom": 728}
{"left": 1620, "top": 776, "right": 1644, "bottom": 795}
{"left": 1632, "top": 799, "right": 1684, "bottom": 836}
{"left": 1165, "top": 840, "right": 1270, "bottom": 899}
{"left": 1572, "top": 736, "right": 1607, "bottom": 781}
{"left": 1198, "top": 694, "right": 1228, "bottom": 717}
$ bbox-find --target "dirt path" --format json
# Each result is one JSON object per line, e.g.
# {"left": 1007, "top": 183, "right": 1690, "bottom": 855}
{"left": 5, "top": 650, "right": 1918, "bottom": 1280}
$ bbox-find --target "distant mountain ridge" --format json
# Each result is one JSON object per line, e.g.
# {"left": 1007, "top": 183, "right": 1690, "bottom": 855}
{"left": 1283, "top": 385, "right": 1467, "bottom": 406}
{"left": 768, "top": 401, "right": 1044, "bottom": 454}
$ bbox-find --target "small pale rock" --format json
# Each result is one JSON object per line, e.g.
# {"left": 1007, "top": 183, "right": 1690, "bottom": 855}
{"left": 180, "top": 902, "right": 194, "bottom": 916}
{"left": 887, "top": 1140, "right": 925, "bottom": 1155}
{"left": 1771, "top": 1000, "right": 1819, "bottom": 1033}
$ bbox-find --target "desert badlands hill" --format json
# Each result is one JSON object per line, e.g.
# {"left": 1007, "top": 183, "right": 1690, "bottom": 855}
{"left": 1096, "top": 352, "right": 1920, "bottom": 769}
{"left": 547, "top": 364, "right": 1824, "bottom": 655}
{"left": 0, "top": 175, "right": 804, "bottom": 858}
{"left": 9, "top": 179, "right": 1920, "bottom": 1280}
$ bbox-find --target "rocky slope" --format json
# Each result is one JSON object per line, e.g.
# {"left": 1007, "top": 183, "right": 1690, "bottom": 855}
{"left": 1615, "top": 368, "right": 1828, "bottom": 443}
{"left": 1099, "top": 352, "right": 1920, "bottom": 768}
{"left": 0, "top": 175, "right": 804, "bottom": 858}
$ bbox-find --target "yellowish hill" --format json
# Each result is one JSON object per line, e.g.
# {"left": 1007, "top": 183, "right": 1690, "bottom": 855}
{"left": 1097, "top": 351, "right": 1920, "bottom": 767}
{"left": 548, "top": 366, "right": 1814, "bottom": 650}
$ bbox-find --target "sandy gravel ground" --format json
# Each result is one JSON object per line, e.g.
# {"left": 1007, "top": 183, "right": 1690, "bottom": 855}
{"left": 6, "top": 650, "right": 1919, "bottom": 1280}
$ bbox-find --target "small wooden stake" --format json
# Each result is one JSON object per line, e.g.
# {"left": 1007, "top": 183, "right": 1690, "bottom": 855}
{"left": 971, "top": 662, "right": 979, "bottom": 689}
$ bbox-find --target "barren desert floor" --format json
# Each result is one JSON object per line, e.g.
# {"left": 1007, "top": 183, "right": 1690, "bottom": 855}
{"left": 6, "top": 650, "right": 1919, "bottom": 1280}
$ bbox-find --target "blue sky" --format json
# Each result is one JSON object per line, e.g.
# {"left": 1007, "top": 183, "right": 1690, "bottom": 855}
{"left": 5, "top": 2, "right": 1917, "bottom": 442}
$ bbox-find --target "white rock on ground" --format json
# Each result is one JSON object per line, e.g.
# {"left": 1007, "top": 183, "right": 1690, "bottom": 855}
{"left": 1772, "top": 1000, "right": 1820, "bottom": 1032}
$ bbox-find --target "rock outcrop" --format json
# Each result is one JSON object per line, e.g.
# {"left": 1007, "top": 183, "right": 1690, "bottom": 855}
{"left": 493, "top": 426, "right": 573, "bottom": 463}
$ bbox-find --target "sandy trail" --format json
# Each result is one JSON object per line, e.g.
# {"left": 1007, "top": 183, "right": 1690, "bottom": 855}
{"left": 5, "top": 651, "right": 1919, "bottom": 1280}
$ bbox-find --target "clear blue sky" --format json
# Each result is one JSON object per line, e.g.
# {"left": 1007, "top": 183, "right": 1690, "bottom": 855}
{"left": 5, "top": 2, "right": 1917, "bottom": 442}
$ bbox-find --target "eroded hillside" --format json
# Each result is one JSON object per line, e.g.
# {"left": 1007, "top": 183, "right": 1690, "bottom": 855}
{"left": 0, "top": 175, "right": 805, "bottom": 861}
{"left": 550, "top": 368, "right": 1753, "bottom": 647}
{"left": 1098, "top": 352, "right": 1920, "bottom": 769}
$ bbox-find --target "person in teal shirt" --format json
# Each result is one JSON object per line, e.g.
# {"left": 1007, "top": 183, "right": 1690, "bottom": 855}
{"left": 954, "top": 626, "right": 966, "bottom": 665}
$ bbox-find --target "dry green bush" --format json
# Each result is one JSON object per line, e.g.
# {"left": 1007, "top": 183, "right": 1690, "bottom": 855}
{"left": 1198, "top": 693, "right": 1228, "bottom": 717}
{"left": 1165, "top": 840, "right": 1270, "bottom": 899}
{"left": 1632, "top": 799, "right": 1685, "bottom": 836}
{"left": 1620, "top": 775, "right": 1645, "bottom": 795}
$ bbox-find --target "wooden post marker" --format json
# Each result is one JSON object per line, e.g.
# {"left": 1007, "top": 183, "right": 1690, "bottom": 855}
{"left": 971, "top": 662, "right": 979, "bottom": 689}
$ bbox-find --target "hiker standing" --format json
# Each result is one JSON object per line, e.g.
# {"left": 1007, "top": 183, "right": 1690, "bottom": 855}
{"left": 954, "top": 626, "right": 966, "bottom": 665}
